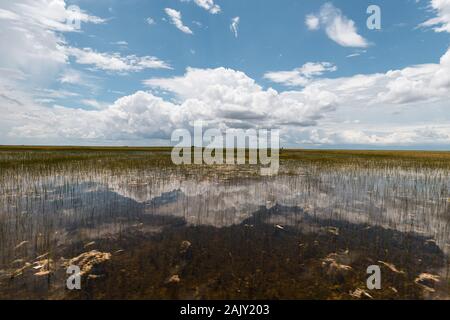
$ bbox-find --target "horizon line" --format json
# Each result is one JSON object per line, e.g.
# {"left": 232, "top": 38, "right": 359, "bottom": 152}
{"left": 0, "top": 145, "right": 449, "bottom": 152}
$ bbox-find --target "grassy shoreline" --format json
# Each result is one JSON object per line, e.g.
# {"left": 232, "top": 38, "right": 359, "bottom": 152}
{"left": 1, "top": 146, "right": 449, "bottom": 169}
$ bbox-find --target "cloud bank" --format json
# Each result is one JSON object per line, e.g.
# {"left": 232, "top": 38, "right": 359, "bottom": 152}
{"left": 6, "top": 47, "right": 450, "bottom": 147}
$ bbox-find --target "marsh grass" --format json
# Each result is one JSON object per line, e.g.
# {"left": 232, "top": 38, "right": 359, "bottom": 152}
{"left": 0, "top": 147, "right": 449, "bottom": 299}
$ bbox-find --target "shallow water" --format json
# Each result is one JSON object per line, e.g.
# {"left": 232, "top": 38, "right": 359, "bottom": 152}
{"left": 0, "top": 150, "right": 449, "bottom": 299}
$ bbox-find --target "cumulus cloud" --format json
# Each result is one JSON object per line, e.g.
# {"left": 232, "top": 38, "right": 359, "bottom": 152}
{"left": 325, "top": 48, "right": 450, "bottom": 105}
{"left": 230, "top": 17, "right": 240, "bottom": 38}
{"left": 8, "top": 91, "right": 175, "bottom": 141}
{"left": 145, "top": 67, "right": 338, "bottom": 127}
{"left": 165, "top": 8, "right": 193, "bottom": 34}
{"left": 306, "top": 3, "right": 369, "bottom": 48}
{"left": 9, "top": 47, "right": 450, "bottom": 147}
{"left": 9, "top": 67, "right": 338, "bottom": 142}
{"left": 421, "top": 0, "right": 450, "bottom": 32}
{"left": 67, "top": 47, "right": 172, "bottom": 72}
{"left": 297, "top": 125, "right": 450, "bottom": 146}
{"left": 264, "top": 62, "right": 337, "bottom": 87}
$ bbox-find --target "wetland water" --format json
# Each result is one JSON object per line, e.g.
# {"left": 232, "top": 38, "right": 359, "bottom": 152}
{"left": 0, "top": 148, "right": 449, "bottom": 299}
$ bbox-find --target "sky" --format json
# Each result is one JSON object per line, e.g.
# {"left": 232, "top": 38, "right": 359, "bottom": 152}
{"left": 0, "top": 0, "right": 449, "bottom": 149}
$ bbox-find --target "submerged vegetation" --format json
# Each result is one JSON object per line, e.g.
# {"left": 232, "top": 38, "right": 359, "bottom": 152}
{"left": 0, "top": 147, "right": 449, "bottom": 299}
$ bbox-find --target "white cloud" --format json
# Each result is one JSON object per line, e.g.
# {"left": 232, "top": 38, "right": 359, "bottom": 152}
{"left": 306, "top": 3, "right": 369, "bottom": 48}
{"left": 67, "top": 47, "right": 172, "bottom": 72}
{"left": 305, "top": 14, "right": 320, "bottom": 30}
{"left": 230, "top": 17, "right": 240, "bottom": 38}
{"left": 58, "top": 69, "right": 83, "bottom": 84}
{"left": 0, "top": 1, "right": 70, "bottom": 79}
{"left": 146, "top": 17, "right": 156, "bottom": 25}
{"left": 421, "top": 0, "right": 450, "bottom": 32}
{"left": 145, "top": 67, "right": 338, "bottom": 128}
{"left": 165, "top": 8, "right": 193, "bottom": 34}
{"left": 57, "top": 68, "right": 101, "bottom": 93}
{"left": 10, "top": 47, "right": 450, "bottom": 147}
{"left": 297, "top": 125, "right": 450, "bottom": 146}
{"left": 182, "top": 0, "right": 221, "bottom": 14}
{"left": 0, "top": 8, "right": 20, "bottom": 20}
{"left": 81, "top": 99, "right": 108, "bottom": 109}
{"left": 346, "top": 53, "right": 360, "bottom": 58}
{"left": 112, "top": 41, "right": 128, "bottom": 47}
{"left": 9, "top": 67, "right": 339, "bottom": 142}
{"left": 0, "top": 0, "right": 104, "bottom": 33}
{"left": 264, "top": 62, "right": 337, "bottom": 87}
{"left": 193, "top": 0, "right": 221, "bottom": 14}
{"left": 9, "top": 91, "right": 177, "bottom": 141}
{"left": 0, "top": 0, "right": 108, "bottom": 91}
{"left": 0, "top": 0, "right": 169, "bottom": 85}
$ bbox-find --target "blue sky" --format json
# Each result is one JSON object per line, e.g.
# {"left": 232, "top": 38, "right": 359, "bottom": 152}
{"left": 1, "top": 0, "right": 450, "bottom": 148}
{"left": 64, "top": 0, "right": 446, "bottom": 98}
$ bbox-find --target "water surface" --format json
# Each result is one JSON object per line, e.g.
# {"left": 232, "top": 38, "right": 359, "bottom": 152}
{"left": 0, "top": 148, "right": 449, "bottom": 299}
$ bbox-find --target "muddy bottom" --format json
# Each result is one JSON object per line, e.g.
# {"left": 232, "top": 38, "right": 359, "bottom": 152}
{"left": 1, "top": 205, "right": 448, "bottom": 300}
